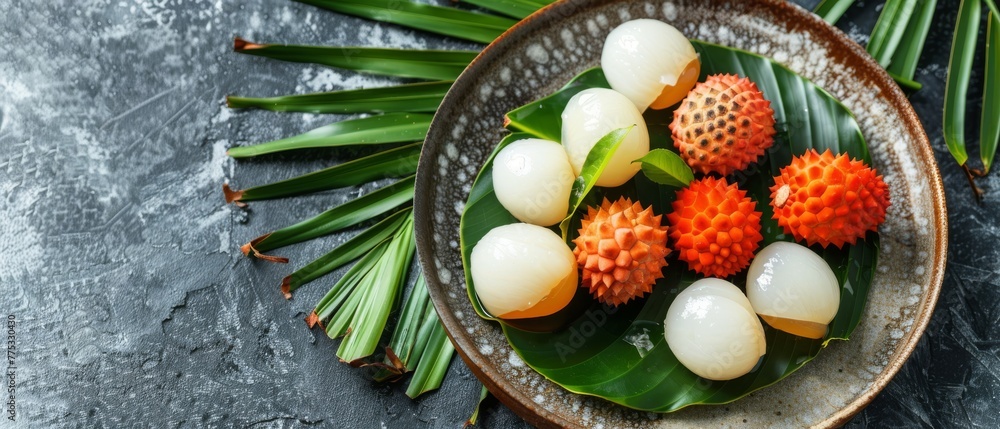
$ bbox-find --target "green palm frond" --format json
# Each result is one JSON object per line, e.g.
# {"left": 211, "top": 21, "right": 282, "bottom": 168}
{"left": 886, "top": 0, "right": 937, "bottom": 86}
{"left": 227, "top": 0, "right": 541, "bottom": 399}
{"left": 814, "top": 0, "right": 856, "bottom": 24}
{"left": 225, "top": 143, "right": 421, "bottom": 203}
{"left": 867, "top": 0, "right": 919, "bottom": 68}
{"left": 242, "top": 176, "right": 414, "bottom": 258}
{"left": 227, "top": 113, "right": 430, "bottom": 158}
{"left": 461, "top": 0, "right": 555, "bottom": 19}
{"left": 982, "top": 11, "right": 1000, "bottom": 174}
{"left": 227, "top": 81, "right": 452, "bottom": 113}
{"left": 943, "top": 0, "right": 980, "bottom": 169}
{"left": 295, "top": 0, "right": 516, "bottom": 43}
{"left": 235, "top": 38, "right": 477, "bottom": 80}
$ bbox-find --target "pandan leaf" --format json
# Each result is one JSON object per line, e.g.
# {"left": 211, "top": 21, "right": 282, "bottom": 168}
{"left": 634, "top": 149, "right": 694, "bottom": 188}
{"left": 295, "top": 0, "right": 516, "bottom": 44}
{"left": 227, "top": 81, "right": 452, "bottom": 114}
{"left": 374, "top": 275, "right": 433, "bottom": 381}
{"left": 943, "top": 0, "right": 981, "bottom": 167}
{"left": 234, "top": 38, "right": 477, "bottom": 81}
{"left": 225, "top": 143, "right": 421, "bottom": 204}
{"left": 227, "top": 113, "right": 430, "bottom": 158}
{"left": 461, "top": 40, "right": 876, "bottom": 412}
{"left": 282, "top": 209, "right": 412, "bottom": 298}
{"left": 311, "top": 242, "right": 389, "bottom": 328}
{"left": 404, "top": 317, "right": 455, "bottom": 398}
{"left": 558, "top": 127, "right": 633, "bottom": 239}
{"left": 982, "top": 11, "right": 1000, "bottom": 174}
{"left": 460, "top": 0, "right": 553, "bottom": 19}
{"left": 887, "top": 0, "right": 937, "bottom": 85}
{"left": 986, "top": 0, "right": 1000, "bottom": 18}
{"left": 813, "top": 0, "right": 856, "bottom": 24}
{"left": 336, "top": 214, "right": 415, "bottom": 363}
{"left": 465, "top": 385, "right": 491, "bottom": 427}
{"left": 243, "top": 176, "right": 415, "bottom": 258}
{"left": 867, "top": 0, "right": 919, "bottom": 68}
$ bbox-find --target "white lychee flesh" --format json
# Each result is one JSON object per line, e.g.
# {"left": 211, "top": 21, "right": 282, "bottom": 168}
{"left": 470, "top": 223, "right": 578, "bottom": 319}
{"left": 561, "top": 88, "right": 649, "bottom": 187}
{"left": 664, "top": 278, "right": 767, "bottom": 380}
{"left": 746, "top": 241, "right": 840, "bottom": 339}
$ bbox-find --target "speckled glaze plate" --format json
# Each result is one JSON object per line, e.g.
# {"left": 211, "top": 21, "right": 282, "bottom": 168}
{"left": 413, "top": 1, "right": 947, "bottom": 427}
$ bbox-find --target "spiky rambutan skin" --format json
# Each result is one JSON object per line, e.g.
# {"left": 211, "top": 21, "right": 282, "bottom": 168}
{"left": 573, "top": 197, "right": 670, "bottom": 306}
{"left": 668, "top": 177, "right": 763, "bottom": 277}
{"left": 670, "top": 74, "right": 776, "bottom": 176}
{"left": 770, "top": 149, "right": 890, "bottom": 248}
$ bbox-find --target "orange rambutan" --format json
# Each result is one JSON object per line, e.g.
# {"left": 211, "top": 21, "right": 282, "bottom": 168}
{"left": 573, "top": 197, "right": 670, "bottom": 306}
{"left": 667, "top": 177, "right": 763, "bottom": 277}
{"left": 770, "top": 149, "right": 890, "bottom": 248}
{"left": 670, "top": 74, "right": 776, "bottom": 176}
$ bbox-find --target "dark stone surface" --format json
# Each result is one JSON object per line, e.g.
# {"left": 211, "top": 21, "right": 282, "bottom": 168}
{"left": 0, "top": 0, "right": 995, "bottom": 427}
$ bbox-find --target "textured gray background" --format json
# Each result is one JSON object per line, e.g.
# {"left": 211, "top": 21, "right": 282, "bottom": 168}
{"left": 0, "top": 0, "right": 997, "bottom": 427}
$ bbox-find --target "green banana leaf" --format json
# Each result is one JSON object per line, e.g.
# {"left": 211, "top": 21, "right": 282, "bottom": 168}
{"left": 459, "top": 41, "right": 878, "bottom": 412}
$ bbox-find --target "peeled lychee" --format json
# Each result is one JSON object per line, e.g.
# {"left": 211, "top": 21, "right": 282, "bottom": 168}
{"left": 573, "top": 197, "right": 670, "bottom": 306}
{"left": 670, "top": 74, "right": 776, "bottom": 176}
{"left": 667, "top": 177, "right": 764, "bottom": 277}
{"left": 770, "top": 149, "right": 890, "bottom": 248}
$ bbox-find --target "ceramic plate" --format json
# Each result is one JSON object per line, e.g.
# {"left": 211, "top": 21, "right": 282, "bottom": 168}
{"left": 414, "top": 0, "right": 947, "bottom": 427}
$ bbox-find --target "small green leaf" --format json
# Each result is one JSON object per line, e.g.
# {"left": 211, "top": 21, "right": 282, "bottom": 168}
{"left": 943, "top": 0, "right": 981, "bottom": 167}
{"left": 559, "top": 127, "right": 633, "bottom": 239}
{"left": 227, "top": 114, "right": 430, "bottom": 158}
{"left": 504, "top": 68, "right": 611, "bottom": 142}
{"left": 295, "top": 0, "right": 517, "bottom": 44}
{"left": 634, "top": 149, "right": 694, "bottom": 188}
{"left": 813, "top": 0, "right": 856, "bottom": 24}
{"left": 282, "top": 209, "right": 412, "bottom": 298}
{"left": 227, "top": 81, "right": 452, "bottom": 114}
{"left": 983, "top": 11, "right": 1000, "bottom": 173}
{"left": 234, "top": 38, "right": 478, "bottom": 81}
{"left": 227, "top": 143, "right": 422, "bottom": 204}
{"left": 245, "top": 176, "right": 415, "bottom": 256}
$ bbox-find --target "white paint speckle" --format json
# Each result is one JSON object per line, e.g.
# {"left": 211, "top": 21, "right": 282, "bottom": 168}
{"left": 508, "top": 352, "right": 525, "bottom": 368}
{"left": 526, "top": 43, "right": 549, "bottom": 64}
{"left": 662, "top": 3, "right": 678, "bottom": 21}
